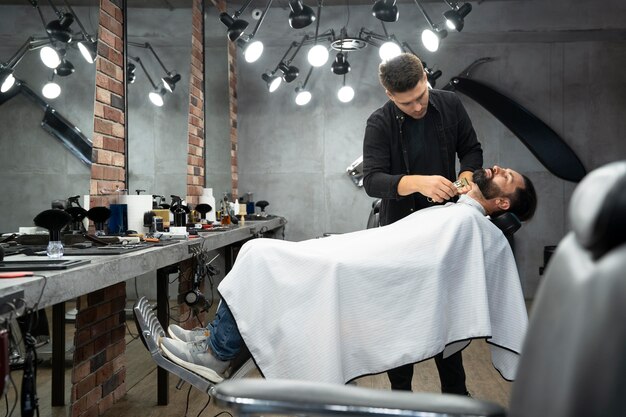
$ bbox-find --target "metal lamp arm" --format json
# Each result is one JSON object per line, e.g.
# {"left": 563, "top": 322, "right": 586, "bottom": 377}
{"left": 128, "top": 42, "right": 173, "bottom": 76}
{"left": 249, "top": 0, "right": 274, "bottom": 39}
{"left": 3, "top": 36, "right": 52, "bottom": 69}
{"left": 61, "top": 0, "right": 90, "bottom": 38}
{"left": 128, "top": 55, "right": 158, "bottom": 89}
{"left": 414, "top": 0, "right": 437, "bottom": 28}
{"left": 233, "top": 0, "right": 255, "bottom": 18}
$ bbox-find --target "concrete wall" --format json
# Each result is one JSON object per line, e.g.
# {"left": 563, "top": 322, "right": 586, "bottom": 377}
{"left": 234, "top": 0, "right": 626, "bottom": 298}
{"left": 0, "top": 5, "right": 98, "bottom": 232}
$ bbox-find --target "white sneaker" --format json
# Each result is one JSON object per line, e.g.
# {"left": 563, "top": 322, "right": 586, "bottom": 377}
{"left": 161, "top": 338, "right": 229, "bottom": 383}
{"left": 167, "top": 324, "right": 210, "bottom": 343}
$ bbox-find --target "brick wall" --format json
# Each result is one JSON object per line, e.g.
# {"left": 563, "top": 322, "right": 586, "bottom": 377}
{"left": 186, "top": 0, "right": 206, "bottom": 206}
{"left": 90, "top": 0, "right": 126, "bottom": 210}
{"left": 71, "top": 283, "right": 127, "bottom": 417}
{"left": 71, "top": 1, "right": 128, "bottom": 415}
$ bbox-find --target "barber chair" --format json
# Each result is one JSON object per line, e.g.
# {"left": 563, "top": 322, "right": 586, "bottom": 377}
{"left": 212, "top": 161, "right": 626, "bottom": 417}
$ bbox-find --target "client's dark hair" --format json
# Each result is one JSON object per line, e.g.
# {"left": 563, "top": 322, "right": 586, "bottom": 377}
{"left": 507, "top": 175, "right": 537, "bottom": 221}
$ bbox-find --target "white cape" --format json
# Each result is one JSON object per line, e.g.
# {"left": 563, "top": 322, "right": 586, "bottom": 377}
{"left": 219, "top": 200, "right": 528, "bottom": 384}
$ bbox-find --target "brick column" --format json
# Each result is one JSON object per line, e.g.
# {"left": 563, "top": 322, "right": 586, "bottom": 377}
{"left": 186, "top": 0, "right": 206, "bottom": 207}
{"left": 71, "top": 1, "right": 128, "bottom": 415}
{"left": 71, "top": 283, "right": 127, "bottom": 417}
{"left": 91, "top": 0, "right": 126, "bottom": 209}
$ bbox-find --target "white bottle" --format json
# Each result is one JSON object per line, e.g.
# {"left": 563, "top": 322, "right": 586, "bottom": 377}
{"left": 203, "top": 188, "right": 217, "bottom": 223}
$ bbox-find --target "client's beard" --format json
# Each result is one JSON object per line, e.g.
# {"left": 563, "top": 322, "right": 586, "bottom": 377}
{"left": 473, "top": 168, "right": 502, "bottom": 199}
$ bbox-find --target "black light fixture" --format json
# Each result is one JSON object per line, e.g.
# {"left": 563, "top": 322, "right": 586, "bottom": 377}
{"left": 337, "top": 73, "right": 354, "bottom": 103}
{"left": 128, "top": 42, "right": 181, "bottom": 93}
{"left": 45, "top": 12, "right": 74, "bottom": 43}
{"left": 307, "top": 0, "right": 329, "bottom": 67}
{"left": 443, "top": 2, "right": 472, "bottom": 32}
{"left": 402, "top": 43, "right": 443, "bottom": 88}
{"left": 220, "top": 0, "right": 255, "bottom": 42}
{"left": 127, "top": 62, "right": 136, "bottom": 84}
{"left": 414, "top": 0, "right": 448, "bottom": 52}
{"left": 279, "top": 63, "right": 299, "bottom": 83}
{"left": 128, "top": 55, "right": 167, "bottom": 107}
{"left": 54, "top": 58, "right": 75, "bottom": 76}
{"left": 331, "top": 52, "right": 350, "bottom": 75}
{"left": 162, "top": 73, "right": 181, "bottom": 92}
{"left": 238, "top": 0, "right": 274, "bottom": 63}
{"left": 261, "top": 71, "right": 282, "bottom": 93}
{"left": 372, "top": 0, "right": 399, "bottom": 23}
{"left": 423, "top": 62, "right": 442, "bottom": 87}
{"left": 288, "top": 0, "right": 316, "bottom": 29}
{"left": 295, "top": 67, "right": 314, "bottom": 106}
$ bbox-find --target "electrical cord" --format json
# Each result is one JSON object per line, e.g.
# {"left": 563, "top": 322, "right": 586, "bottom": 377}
{"left": 212, "top": 411, "right": 234, "bottom": 417}
{"left": 6, "top": 373, "right": 17, "bottom": 417}
{"left": 184, "top": 385, "right": 193, "bottom": 417}
{"left": 196, "top": 396, "right": 211, "bottom": 417}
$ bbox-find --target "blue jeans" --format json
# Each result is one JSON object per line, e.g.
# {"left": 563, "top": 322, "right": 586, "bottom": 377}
{"left": 207, "top": 302, "right": 243, "bottom": 361}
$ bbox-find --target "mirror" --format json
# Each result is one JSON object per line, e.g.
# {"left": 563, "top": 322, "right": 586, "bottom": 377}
{"left": 0, "top": 2, "right": 99, "bottom": 233}
{"left": 126, "top": 4, "right": 192, "bottom": 203}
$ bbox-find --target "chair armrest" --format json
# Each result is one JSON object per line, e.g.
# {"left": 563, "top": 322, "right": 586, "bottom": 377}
{"left": 212, "top": 379, "right": 506, "bottom": 417}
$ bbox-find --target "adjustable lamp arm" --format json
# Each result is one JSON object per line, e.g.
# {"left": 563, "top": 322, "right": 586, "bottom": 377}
{"left": 61, "top": 0, "right": 92, "bottom": 39}
{"left": 3, "top": 36, "right": 52, "bottom": 69}
{"left": 128, "top": 55, "right": 158, "bottom": 89}
{"left": 44, "top": 0, "right": 63, "bottom": 18}
{"left": 414, "top": 0, "right": 437, "bottom": 28}
{"left": 301, "top": 66, "right": 313, "bottom": 89}
{"left": 233, "top": 0, "right": 255, "bottom": 18}
{"left": 249, "top": 0, "right": 274, "bottom": 39}
{"left": 128, "top": 42, "right": 173, "bottom": 76}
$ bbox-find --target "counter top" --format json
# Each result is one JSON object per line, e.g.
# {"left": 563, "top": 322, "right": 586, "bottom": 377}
{"left": 0, "top": 217, "right": 286, "bottom": 309}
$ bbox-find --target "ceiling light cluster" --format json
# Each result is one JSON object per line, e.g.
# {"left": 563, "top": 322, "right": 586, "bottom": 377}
{"left": 216, "top": 0, "right": 473, "bottom": 106}
{"left": 127, "top": 42, "right": 181, "bottom": 107}
{"left": 0, "top": 1, "right": 98, "bottom": 100}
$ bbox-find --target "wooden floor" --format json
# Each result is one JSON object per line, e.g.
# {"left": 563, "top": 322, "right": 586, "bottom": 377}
{"left": 7, "top": 307, "right": 516, "bottom": 417}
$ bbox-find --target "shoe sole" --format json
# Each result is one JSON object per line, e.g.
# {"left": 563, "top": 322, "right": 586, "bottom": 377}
{"left": 167, "top": 327, "right": 184, "bottom": 342}
{"left": 161, "top": 343, "right": 224, "bottom": 383}
{"left": 167, "top": 328, "right": 210, "bottom": 343}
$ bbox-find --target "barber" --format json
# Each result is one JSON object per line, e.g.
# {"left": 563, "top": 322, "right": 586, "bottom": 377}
{"left": 362, "top": 53, "right": 483, "bottom": 395}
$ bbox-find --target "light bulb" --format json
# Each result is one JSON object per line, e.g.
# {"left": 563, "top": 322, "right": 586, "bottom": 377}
{"left": 295, "top": 89, "right": 312, "bottom": 105}
{"left": 337, "top": 85, "right": 354, "bottom": 103}
{"left": 40, "top": 46, "right": 61, "bottom": 69}
{"left": 149, "top": 91, "right": 164, "bottom": 106}
{"left": 78, "top": 41, "right": 97, "bottom": 64}
{"left": 421, "top": 29, "right": 440, "bottom": 52}
{"left": 244, "top": 40, "right": 264, "bottom": 63}
{"left": 42, "top": 81, "right": 61, "bottom": 99}
{"left": 307, "top": 45, "right": 329, "bottom": 67}
{"left": 1, "top": 73, "right": 15, "bottom": 93}
{"left": 269, "top": 76, "right": 282, "bottom": 92}
{"left": 379, "top": 41, "right": 402, "bottom": 62}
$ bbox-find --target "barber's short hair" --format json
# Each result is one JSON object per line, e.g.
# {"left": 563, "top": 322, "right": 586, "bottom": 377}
{"left": 507, "top": 175, "right": 537, "bottom": 221}
{"left": 378, "top": 53, "right": 425, "bottom": 93}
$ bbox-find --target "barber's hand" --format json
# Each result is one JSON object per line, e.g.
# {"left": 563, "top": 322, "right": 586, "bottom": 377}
{"left": 455, "top": 179, "right": 473, "bottom": 195}
{"left": 417, "top": 175, "right": 457, "bottom": 203}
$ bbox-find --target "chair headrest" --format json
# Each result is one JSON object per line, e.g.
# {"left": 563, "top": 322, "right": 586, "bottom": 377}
{"left": 569, "top": 160, "right": 626, "bottom": 259}
{"left": 490, "top": 212, "right": 521, "bottom": 236}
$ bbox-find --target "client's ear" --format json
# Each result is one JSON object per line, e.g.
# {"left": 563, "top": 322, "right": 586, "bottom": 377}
{"left": 495, "top": 198, "right": 511, "bottom": 211}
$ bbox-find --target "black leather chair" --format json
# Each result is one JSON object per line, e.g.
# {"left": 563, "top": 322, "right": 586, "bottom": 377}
{"left": 212, "top": 160, "right": 626, "bottom": 417}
